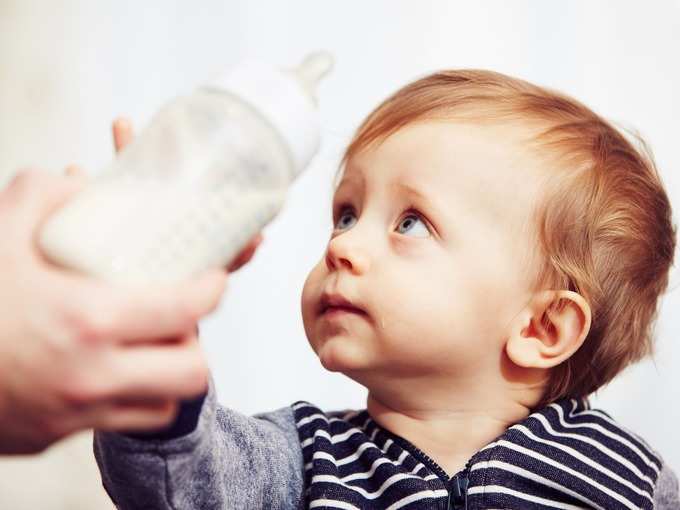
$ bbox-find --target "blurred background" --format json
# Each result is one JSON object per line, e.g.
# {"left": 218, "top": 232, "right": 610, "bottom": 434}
{"left": 1, "top": 1, "right": 679, "bottom": 508}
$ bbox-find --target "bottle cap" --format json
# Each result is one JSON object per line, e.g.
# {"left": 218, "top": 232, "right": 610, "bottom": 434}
{"left": 206, "top": 52, "right": 333, "bottom": 178}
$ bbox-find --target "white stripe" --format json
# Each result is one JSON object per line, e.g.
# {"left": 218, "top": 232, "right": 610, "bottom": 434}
{"left": 309, "top": 499, "right": 359, "bottom": 509}
{"left": 296, "top": 413, "right": 328, "bottom": 427}
{"left": 292, "top": 402, "right": 315, "bottom": 411}
{"left": 471, "top": 460, "right": 605, "bottom": 510}
{"left": 330, "top": 426, "right": 368, "bottom": 444}
{"left": 341, "top": 451, "right": 410, "bottom": 482}
{"left": 311, "top": 473, "right": 428, "bottom": 500}
{"left": 301, "top": 429, "right": 331, "bottom": 449}
{"left": 468, "top": 485, "right": 589, "bottom": 509}
{"left": 475, "top": 444, "right": 640, "bottom": 510}
{"left": 296, "top": 412, "right": 361, "bottom": 429}
{"left": 300, "top": 419, "right": 381, "bottom": 451}
{"left": 300, "top": 426, "right": 365, "bottom": 449}
{"left": 526, "top": 414, "right": 656, "bottom": 489}
{"left": 304, "top": 434, "right": 400, "bottom": 471}
{"left": 338, "top": 410, "right": 359, "bottom": 421}
{"left": 551, "top": 403, "right": 660, "bottom": 475}
{"left": 385, "top": 489, "right": 449, "bottom": 510}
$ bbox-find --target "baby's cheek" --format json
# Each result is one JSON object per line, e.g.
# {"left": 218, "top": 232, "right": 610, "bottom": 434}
{"left": 300, "top": 264, "right": 325, "bottom": 340}
{"left": 300, "top": 266, "right": 318, "bottom": 310}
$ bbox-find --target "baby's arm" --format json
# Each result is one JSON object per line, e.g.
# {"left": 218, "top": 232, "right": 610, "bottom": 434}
{"left": 92, "top": 117, "right": 303, "bottom": 507}
{"left": 654, "top": 461, "right": 680, "bottom": 509}
{"left": 94, "top": 378, "right": 305, "bottom": 509}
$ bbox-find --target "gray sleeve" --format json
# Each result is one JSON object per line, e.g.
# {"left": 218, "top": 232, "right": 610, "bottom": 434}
{"left": 93, "top": 379, "right": 305, "bottom": 510}
{"left": 654, "top": 461, "right": 680, "bottom": 509}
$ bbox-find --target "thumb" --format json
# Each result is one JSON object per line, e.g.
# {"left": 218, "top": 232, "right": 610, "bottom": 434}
{"left": 3, "top": 169, "right": 89, "bottom": 244}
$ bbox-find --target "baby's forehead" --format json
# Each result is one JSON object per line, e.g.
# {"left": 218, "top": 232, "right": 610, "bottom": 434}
{"left": 341, "top": 121, "right": 546, "bottom": 226}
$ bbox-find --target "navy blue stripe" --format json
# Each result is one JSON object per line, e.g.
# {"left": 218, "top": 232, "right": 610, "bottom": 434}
{"left": 523, "top": 413, "right": 656, "bottom": 492}
{"left": 551, "top": 401, "right": 661, "bottom": 470}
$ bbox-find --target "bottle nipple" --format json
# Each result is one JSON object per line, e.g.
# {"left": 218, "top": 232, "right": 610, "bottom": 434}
{"left": 288, "top": 51, "right": 334, "bottom": 104}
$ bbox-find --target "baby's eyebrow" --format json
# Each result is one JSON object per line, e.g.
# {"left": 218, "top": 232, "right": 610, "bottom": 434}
{"left": 393, "top": 182, "right": 450, "bottom": 215}
{"left": 393, "top": 182, "right": 452, "bottom": 229}
{"left": 393, "top": 182, "right": 429, "bottom": 202}
{"left": 333, "top": 180, "right": 437, "bottom": 207}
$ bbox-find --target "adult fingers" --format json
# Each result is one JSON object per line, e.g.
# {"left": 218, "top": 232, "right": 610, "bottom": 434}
{"left": 63, "top": 268, "right": 227, "bottom": 345}
{"left": 78, "top": 399, "right": 179, "bottom": 433}
{"left": 103, "top": 336, "right": 209, "bottom": 400}
{"left": 112, "top": 117, "right": 134, "bottom": 153}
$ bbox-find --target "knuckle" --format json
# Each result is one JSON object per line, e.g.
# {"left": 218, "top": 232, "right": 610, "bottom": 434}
{"left": 57, "top": 373, "right": 102, "bottom": 408}
{"left": 7, "top": 168, "right": 44, "bottom": 195}
{"left": 66, "top": 308, "right": 111, "bottom": 347}
{"left": 184, "top": 356, "right": 209, "bottom": 394}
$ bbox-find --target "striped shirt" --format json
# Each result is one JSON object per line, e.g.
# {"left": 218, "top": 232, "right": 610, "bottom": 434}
{"left": 293, "top": 397, "right": 663, "bottom": 509}
{"left": 94, "top": 380, "right": 678, "bottom": 509}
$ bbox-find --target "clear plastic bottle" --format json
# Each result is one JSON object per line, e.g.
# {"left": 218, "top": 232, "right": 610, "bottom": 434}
{"left": 38, "top": 52, "right": 333, "bottom": 286}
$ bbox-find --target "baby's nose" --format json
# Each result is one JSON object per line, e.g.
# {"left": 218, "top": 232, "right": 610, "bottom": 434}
{"left": 325, "top": 235, "right": 370, "bottom": 274}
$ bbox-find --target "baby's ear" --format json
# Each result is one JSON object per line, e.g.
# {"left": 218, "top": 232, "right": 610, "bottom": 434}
{"left": 505, "top": 290, "right": 591, "bottom": 369}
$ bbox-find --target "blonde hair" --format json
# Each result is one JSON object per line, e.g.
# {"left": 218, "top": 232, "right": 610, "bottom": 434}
{"left": 338, "top": 70, "right": 677, "bottom": 408}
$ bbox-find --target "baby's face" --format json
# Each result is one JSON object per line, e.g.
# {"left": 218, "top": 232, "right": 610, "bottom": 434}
{"left": 301, "top": 120, "right": 546, "bottom": 387}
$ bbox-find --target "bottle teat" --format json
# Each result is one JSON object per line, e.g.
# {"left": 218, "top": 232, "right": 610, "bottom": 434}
{"left": 288, "top": 52, "right": 334, "bottom": 105}
{"left": 207, "top": 51, "right": 334, "bottom": 178}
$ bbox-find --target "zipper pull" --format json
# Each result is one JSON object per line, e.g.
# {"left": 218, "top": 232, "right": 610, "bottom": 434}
{"left": 449, "top": 474, "right": 469, "bottom": 509}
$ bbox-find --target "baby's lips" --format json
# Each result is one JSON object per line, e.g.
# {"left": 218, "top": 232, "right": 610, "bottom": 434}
{"left": 318, "top": 292, "right": 367, "bottom": 316}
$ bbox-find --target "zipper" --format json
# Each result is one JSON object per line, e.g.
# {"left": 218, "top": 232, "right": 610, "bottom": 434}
{"left": 378, "top": 427, "right": 471, "bottom": 510}
{"left": 446, "top": 467, "right": 469, "bottom": 509}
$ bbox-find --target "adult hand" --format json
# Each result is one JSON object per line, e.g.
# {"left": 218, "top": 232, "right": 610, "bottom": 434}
{"left": 0, "top": 118, "right": 262, "bottom": 454}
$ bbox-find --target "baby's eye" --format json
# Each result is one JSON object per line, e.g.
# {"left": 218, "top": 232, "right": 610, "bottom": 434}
{"left": 333, "top": 206, "right": 431, "bottom": 238}
{"left": 335, "top": 209, "right": 357, "bottom": 231}
{"left": 397, "top": 213, "right": 430, "bottom": 238}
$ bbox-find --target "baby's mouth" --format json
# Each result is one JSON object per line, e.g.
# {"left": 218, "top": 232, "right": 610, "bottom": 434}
{"left": 322, "top": 305, "right": 366, "bottom": 316}
{"left": 318, "top": 293, "right": 368, "bottom": 317}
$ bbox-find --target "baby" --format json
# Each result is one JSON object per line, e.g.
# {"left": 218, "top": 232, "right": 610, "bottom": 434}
{"left": 94, "top": 70, "right": 679, "bottom": 509}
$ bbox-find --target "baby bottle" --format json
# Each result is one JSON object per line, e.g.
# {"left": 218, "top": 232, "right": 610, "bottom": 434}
{"left": 38, "top": 52, "right": 333, "bottom": 286}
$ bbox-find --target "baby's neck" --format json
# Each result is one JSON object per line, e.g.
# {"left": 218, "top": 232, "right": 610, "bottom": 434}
{"left": 366, "top": 388, "right": 532, "bottom": 478}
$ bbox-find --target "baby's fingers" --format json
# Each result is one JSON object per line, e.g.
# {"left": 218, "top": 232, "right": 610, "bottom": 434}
{"left": 227, "top": 233, "right": 264, "bottom": 272}
{"left": 112, "top": 117, "right": 134, "bottom": 153}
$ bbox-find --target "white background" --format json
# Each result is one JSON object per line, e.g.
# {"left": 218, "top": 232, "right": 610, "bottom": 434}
{"left": 0, "top": 1, "right": 678, "bottom": 508}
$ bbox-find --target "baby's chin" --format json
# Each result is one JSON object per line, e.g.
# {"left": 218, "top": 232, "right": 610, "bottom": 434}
{"left": 314, "top": 335, "right": 373, "bottom": 373}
